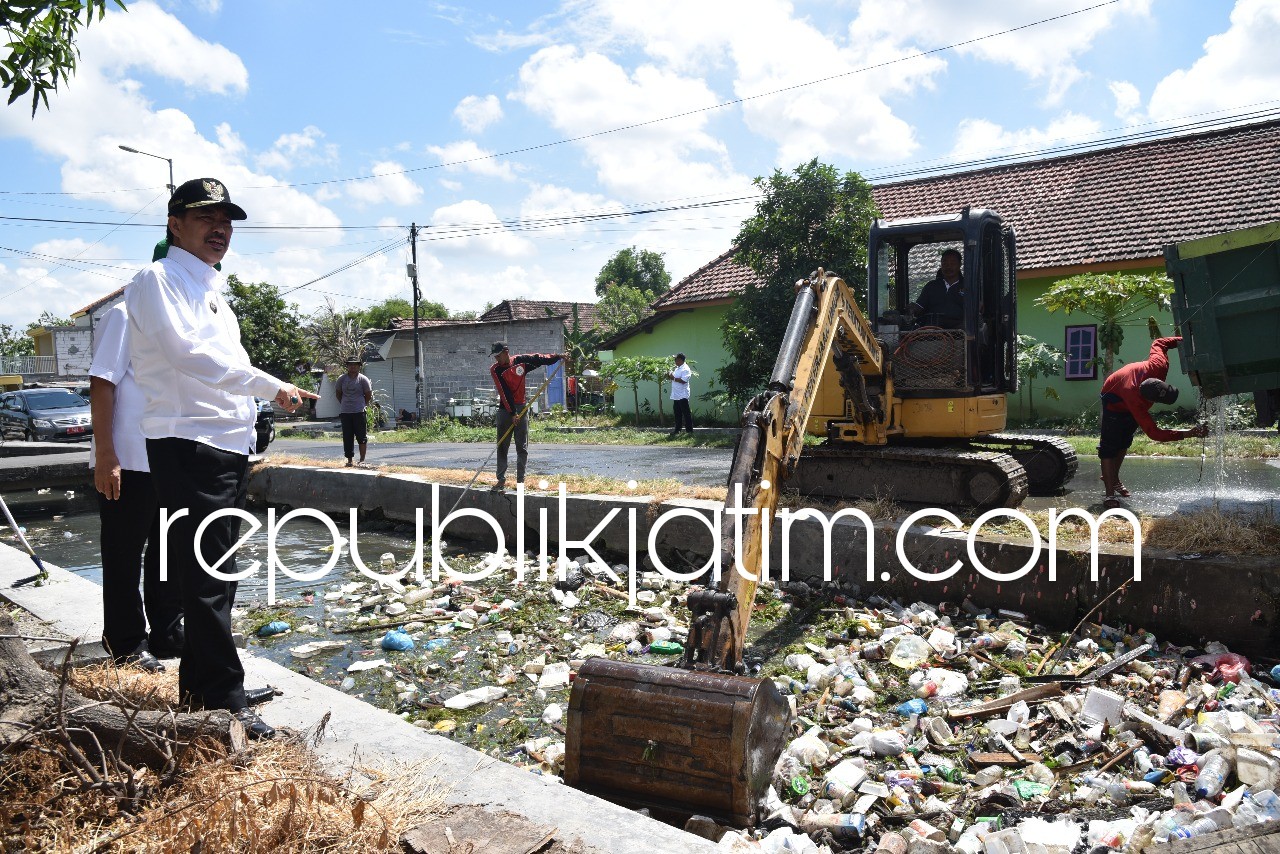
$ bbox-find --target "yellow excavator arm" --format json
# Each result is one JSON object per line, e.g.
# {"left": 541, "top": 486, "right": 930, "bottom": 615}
{"left": 685, "top": 269, "right": 876, "bottom": 673}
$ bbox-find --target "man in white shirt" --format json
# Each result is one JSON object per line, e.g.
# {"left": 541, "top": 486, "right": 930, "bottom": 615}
{"left": 125, "top": 178, "right": 316, "bottom": 739}
{"left": 90, "top": 302, "right": 184, "bottom": 672}
{"left": 666, "top": 352, "right": 693, "bottom": 437}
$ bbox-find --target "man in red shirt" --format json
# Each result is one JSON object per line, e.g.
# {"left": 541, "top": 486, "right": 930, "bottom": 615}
{"left": 1097, "top": 336, "right": 1207, "bottom": 506}
{"left": 489, "top": 342, "right": 566, "bottom": 489}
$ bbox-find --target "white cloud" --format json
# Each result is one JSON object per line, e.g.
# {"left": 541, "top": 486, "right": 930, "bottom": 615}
{"left": 90, "top": 0, "right": 247, "bottom": 95}
{"left": 948, "top": 113, "right": 1103, "bottom": 159}
{"left": 1109, "top": 81, "right": 1142, "bottom": 124}
{"left": 513, "top": 45, "right": 746, "bottom": 200}
{"left": 849, "top": 0, "right": 1152, "bottom": 105}
{"left": 345, "top": 161, "right": 425, "bottom": 207}
{"left": 428, "top": 200, "right": 534, "bottom": 258}
{"left": 426, "top": 140, "right": 518, "bottom": 181}
{"left": 454, "top": 94, "right": 503, "bottom": 133}
{"left": 256, "top": 126, "right": 339, "bottom": 172}
{"left": 439, "top": 178, "right": 463, "bottom": 192}
{"left": 519, "top": 183, "right": 623, "bottom": 231}
{"left": 1148, "top": 0, "right": 1280, "bottom": 122}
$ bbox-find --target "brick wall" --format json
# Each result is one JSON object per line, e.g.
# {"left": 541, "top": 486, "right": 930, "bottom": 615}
{"left": 376, "top": 319, "right": 564, "bottom": 416}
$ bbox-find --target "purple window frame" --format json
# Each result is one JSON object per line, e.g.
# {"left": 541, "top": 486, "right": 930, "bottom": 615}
{"left": 1064, "top": 324, "right": 1097, "bottom": 380}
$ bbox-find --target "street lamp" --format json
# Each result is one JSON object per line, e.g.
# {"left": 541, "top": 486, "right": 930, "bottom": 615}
{"left": 118, "top": 144, "right": 175, "bottom": 194}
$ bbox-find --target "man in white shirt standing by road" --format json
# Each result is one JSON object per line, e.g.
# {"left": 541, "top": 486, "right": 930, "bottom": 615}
{"left": 666, "top": 352, "right": 693, "bottom": 437}
{"left": 125, "top": 178, "right": 315, "bottom": 739}
{"left": 90, "top": 301, "right": 184, "bottom": 672}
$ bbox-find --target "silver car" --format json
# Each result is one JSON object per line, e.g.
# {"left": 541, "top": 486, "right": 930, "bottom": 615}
{"left": 0, "top": 387, "right": 94, "bottom": 441}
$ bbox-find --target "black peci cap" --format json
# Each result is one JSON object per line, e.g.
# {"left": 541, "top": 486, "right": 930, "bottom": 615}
{"left": 168, "top": 178, "right": 247, "bottom": 220}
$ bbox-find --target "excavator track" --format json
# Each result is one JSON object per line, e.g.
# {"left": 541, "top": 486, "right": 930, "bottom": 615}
{"left": 792, "top": 444, "right": 1029, "bottom": 509}
{"left": 969, "top": 433, "right": 1078, "bottom": 496}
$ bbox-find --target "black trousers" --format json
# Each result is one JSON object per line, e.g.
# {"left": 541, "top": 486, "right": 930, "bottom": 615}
{"left": 98, "top": 469, "right": 184, "bottom": 658}
{"left": 495, "top": 407, "right": 528, "bottom": 482}
{"left": 147, "top": 438, "right": 249, "bottom": 711}
{"left": 340, "top": 411, "right": 367, "bottom": 459}
{"left": 672, "top": 399, "right": 693, "bottom": 433}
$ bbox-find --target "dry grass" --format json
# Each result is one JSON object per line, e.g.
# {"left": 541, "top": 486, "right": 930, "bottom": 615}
{"left": 986, "top": 507, "right": 1280, "bottom": 555}
{"left": 1, "top": 661, "right": 449, "bottom": 853}
{"left": 1143, "top": 507, "right": 1280, "bottom": 554}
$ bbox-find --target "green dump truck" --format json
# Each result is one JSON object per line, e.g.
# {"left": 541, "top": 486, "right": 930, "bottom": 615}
{"left": 1164, "top": 220, "right": 1280, "bottom": 428}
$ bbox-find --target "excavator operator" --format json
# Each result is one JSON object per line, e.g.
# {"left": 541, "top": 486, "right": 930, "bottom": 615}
{"left": 910, "top": 248, "right": 965, "bottom": 329}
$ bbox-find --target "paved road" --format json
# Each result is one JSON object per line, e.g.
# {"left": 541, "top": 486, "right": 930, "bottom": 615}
{"left": 268, "top": 438, "right": 735, "bottom": 487}
{"left": 267, "top": 438, "right": 1280, "bottom": 514}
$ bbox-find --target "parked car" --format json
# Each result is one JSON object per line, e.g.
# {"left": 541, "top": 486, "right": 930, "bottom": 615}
{"left": 255, "top": 397, "right": 275, "bottom": 453}
{"left": 0, "top": 387, "right": 93, "bottom": 441}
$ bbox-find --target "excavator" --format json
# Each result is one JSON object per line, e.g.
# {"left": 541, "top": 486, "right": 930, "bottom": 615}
{"left": 564, "top": 208, "right": 1078, "bottom": 828}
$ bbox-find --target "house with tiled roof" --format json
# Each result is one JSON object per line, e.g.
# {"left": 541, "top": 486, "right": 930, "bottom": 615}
{"left": 603, "top": 118, "right": 1280, "bottom": 420}
{"left": 14, "top": 287, "right": 129, "bottom": 381}
{"left": 480, "top": 299, "right": 603, "bottom": 332}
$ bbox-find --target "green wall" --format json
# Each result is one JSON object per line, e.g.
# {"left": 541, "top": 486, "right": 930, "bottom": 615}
{"left": 1014, "top": 266, "right": 1192, "bottom": 422}
{"left": 605, "top": 268, "right": 1195, "bottom": 424}
{"left": 605, "top": 304, "right": 733, "bottom": 420}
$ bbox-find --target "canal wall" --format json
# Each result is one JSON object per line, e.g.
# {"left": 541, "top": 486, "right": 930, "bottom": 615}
{"left": 248, "top": 464, "right": 1279, "bottom": 660}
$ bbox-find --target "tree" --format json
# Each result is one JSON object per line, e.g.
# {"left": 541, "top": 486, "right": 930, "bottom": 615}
{"left": 601, "top": 354, "right": 675, "bottom": 427}
{"left": 1015, "top": 334, "right": 1063, "bottom": 421}
{"left": 1035, "top": 272, "right": 1173, "bottom": 376}
{"left": 594, "top": 247, "right": 671, "bottom": 298}
{"left": 2, "top": 0, "right": 126, "bottom": 117}
{"left": 596, "top": 284, "right": 653, "bottom": 338}
{"left": 557, "top": 304, "right": 599, "bottom": 377}
{"left": 223, "top": 274, "right": 309, "bottom": 379}
{"left": 27, "top": 310, "right": 71, "bottom": 330}
{"left": 353, "top": 296, "right": 447, "bottom": 330}
{"left": 719, "top": 159, "right": 878, "bottom": 399}
{"left": 307, "top": 298, "right": 369, "bottom": 375}
{"left": 0, "top": 324, "right": 34, "bottom": 358}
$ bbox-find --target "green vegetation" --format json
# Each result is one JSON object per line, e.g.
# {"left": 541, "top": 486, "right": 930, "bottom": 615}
{"left": 721, "top": 158, "right": 878, "bottom": 399}
{"left": 1035, "top": 272, "right": 1173, "bottom": 376}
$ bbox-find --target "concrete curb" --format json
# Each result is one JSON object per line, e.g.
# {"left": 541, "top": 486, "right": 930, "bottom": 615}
{"left": 247, "top": 464, "right": 1280, "bottom": 658}
{"left": 0, "top": 544, "right": 718, "bottom": 853}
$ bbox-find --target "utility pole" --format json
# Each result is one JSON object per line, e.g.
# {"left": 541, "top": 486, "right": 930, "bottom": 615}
{"left": 409, "top": 223, "right": 424, "bottom": 418}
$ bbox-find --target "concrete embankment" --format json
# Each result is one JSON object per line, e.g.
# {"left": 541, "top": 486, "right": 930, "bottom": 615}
{"left": 249, "top": 464, "right": 1279, "bottom": 659}
{"left": 0, "top": 543, "right": 717, "bottom": 853}
{"left": 0, "top": 440, "right": 92, "bottom": 491}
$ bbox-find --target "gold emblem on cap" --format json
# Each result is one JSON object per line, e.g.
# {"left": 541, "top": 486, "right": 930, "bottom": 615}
{"left": 202, "top": 180, "right": 226, "bottom": 202}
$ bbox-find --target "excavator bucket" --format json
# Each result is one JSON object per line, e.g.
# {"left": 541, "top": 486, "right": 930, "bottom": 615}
{"left": 563, "top": 658, "right": 790, "bottom": 827}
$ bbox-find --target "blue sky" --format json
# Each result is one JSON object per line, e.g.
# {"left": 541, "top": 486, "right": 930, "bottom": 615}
{"left": 0, "top": 0, "right": 1275, "bottom": 330}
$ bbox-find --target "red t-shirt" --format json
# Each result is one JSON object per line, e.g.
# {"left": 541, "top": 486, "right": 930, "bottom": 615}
{"left": 490, "top": 354, "right": 560, "bottom": 412}
{"left": 1099, "top": 336, "right": 1181, "bottom": 441}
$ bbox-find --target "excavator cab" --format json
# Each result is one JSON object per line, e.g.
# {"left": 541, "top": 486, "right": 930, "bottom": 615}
{"left": 868, "top": 207, "right": 1018, "bottom": 398}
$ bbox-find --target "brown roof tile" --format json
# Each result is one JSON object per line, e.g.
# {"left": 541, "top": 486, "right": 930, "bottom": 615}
{"left": 652, "top": 249, "right": 764, "bottom": 310}
{"left": 479, "top": 299, "right": 602, "bottom": 331}
{"left": 71, "top": 286, "right": 124, "bottom": 318}
{"left": 649, "top": 120, "right": 1280, "bottom": 314}
{"left": 873, "top": 118, "right": 1280, "bottom": 271}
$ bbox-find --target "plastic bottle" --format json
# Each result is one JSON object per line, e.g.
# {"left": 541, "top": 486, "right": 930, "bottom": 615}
{"left": 888, "top": 634, "right": 931, "bottom": 669}
{"left": 1194, "top": 748, "right": 1237, "bottom": 799}
{"left": 1254, "top": 789, "right": 1280, "bottom": 821}
{"left": 1171, "top": 817, "right": 1221, "bottom": 839}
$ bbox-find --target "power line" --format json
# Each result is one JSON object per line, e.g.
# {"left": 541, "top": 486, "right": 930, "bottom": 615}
{"left": 0, "top": 2, "right": 1124, "bottom": 197}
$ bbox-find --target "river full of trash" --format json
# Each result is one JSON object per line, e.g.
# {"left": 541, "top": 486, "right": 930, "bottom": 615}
{"left": 231, "top": 537, "right": 1280, "bottom": 854}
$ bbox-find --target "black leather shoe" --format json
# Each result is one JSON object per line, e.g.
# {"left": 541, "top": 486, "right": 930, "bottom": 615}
{"left": 244, "top": 686, "right": 280, "bottom": 706}
{"left": 232, "top": 707, "right": 276, "bottom": 740}
{"left": 118, "top": 650, "right": 165, "bottom": 672}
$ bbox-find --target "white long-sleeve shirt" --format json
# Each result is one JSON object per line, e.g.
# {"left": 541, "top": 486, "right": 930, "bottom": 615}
{"left": 124, "top": 246, "right": 282, "bottom": 454}
{"left": 88, "top": 303, "right": 149, "bottom": 472}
